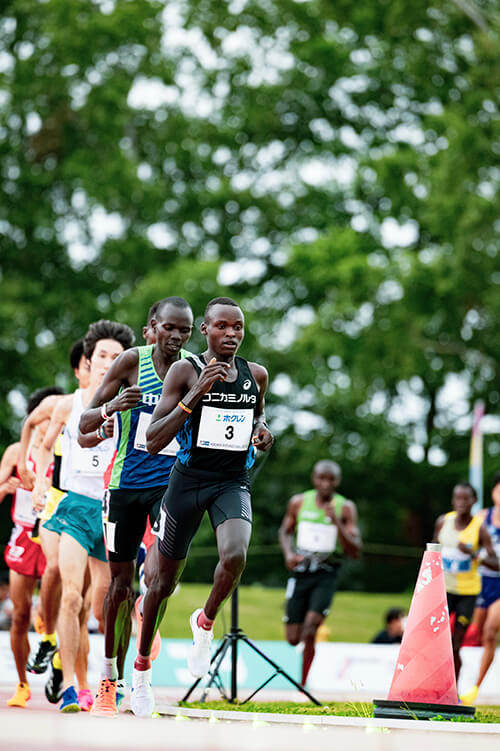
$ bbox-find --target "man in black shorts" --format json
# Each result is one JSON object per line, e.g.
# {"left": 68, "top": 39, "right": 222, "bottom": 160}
{"left": 130, "top": 296, "right": 274, "bottom": 716}
{"left": 78, "top": 297, "right": 193, "bottom": 715}
{"left": 279, "top": 460, "right": 361, "bottom": 686}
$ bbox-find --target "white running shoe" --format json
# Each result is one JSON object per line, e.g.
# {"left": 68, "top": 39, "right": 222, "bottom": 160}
{"left": 130, "top": 668, "right": 154, "bottom": 717}
{"left": 187, "top": 608, "right": 213, "bottom": 678}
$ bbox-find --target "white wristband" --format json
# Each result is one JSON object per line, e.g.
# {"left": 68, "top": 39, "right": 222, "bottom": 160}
{"left": 100, "top": 403, "right": 109, "bottom": 421}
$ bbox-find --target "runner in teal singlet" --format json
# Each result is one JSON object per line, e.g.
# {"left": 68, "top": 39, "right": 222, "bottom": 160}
{"left": 279, "top": 460, "right": 362, "bottom": 686}
{"left": 78, "top": 297, "right": 193, "bottom": 716}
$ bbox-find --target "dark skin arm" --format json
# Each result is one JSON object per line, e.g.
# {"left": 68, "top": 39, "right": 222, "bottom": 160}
{"left": 326, "top": 499, "right": 362, "bottom": 558}
{"left": 78, "top": 348, "right": 141, "bottom": 439}
{"left": 146, "top": 358, "right": 273, "bottom": 455}
{"left": 278, "top": 494, "right": 305, "bottom": 571}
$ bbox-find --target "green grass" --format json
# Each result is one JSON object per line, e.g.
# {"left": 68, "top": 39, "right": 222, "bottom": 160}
{"left": 179, "top": 700, "right": 500, "bottom": 723}
{"left": 158, "top": 583, "right": 412, "bottom": 642}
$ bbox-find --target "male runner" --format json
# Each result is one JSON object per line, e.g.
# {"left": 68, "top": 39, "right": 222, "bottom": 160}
{"left": 279, "top": 460, "right": 361, "bottom": 686}
{"left": 20, "top": 340, "right": 90, "bottom": 677}
{"left": 434, "top": 482, "right": 497, "bottom": 681}
{"left": 461, "top": 472, "right": 500, "bottom": 704}
{"left": 78, "top": 297, "right": 193, "bottom": 716}
{"left": 130, "top": 296, "right": 274, "bottom": 716}
{"left": 32, "top": 320, "right": 135, "bottom": 712}
{"left": 0, "top": 386, "right": 63, "bottom": 707}
{"left": 142, "top": 300, "right": 160, "bottom": 345}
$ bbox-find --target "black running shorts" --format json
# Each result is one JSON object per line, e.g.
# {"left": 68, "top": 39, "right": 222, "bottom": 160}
{"left": 283, "top": 566, "right": 340, "bottom": 624}
{"left": 104, "top": 486, "right": 165, "bottom": 562}
{"left": 157, "top": 461, "right": 252, "bottom": 560}
{"left": 446, "top": 592, "right": 477, "bottom": 629}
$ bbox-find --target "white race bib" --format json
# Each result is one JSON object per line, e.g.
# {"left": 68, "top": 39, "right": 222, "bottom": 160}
{"left": 13, "top": 488, "right": 37, "bottom": 527}
{"left": 74, "top": 443, "right": 108, "bottom": 476}
{"left": 197, "top": 406, "right": 253, "bottom": 452}
{"left": 134, "top": 411, "right": 179, "bottom": 457}
{"left": 297, "top": 521, "right": 337, "bottom": 554}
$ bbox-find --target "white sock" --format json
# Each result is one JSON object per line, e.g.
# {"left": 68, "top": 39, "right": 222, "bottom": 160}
{"left": 102, "top": 656, "right": 118, "bottom": 681}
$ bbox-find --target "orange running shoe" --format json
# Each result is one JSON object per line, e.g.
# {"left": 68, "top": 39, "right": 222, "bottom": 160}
{"left": 7, "top": 682, "right": 31, "bottom": 708}
{"left": 135, "top": 596, "right": 161, "bottom": 661}
{"left": 91, "top": 678, "right": 116, "bottom": 717}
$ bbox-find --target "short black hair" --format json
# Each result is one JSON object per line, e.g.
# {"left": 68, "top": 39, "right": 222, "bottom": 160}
{"left": 386, "top": 607, "right": 404, "bottom": 625}
{"left": 69, "top": 338, "right": 85, "bottom": 370}
{"left": 204, "top": 297, "right": 240, "bottom": 321}
{"left": 146, "top": 301, "right": 160, "bottom": 325}
{"left": 313, "top": 460, "right": 341, "bottom": 479}
{"left": 492, "top": 472, "right": 500, "bottom": 489}
{"left": 455, "top": 482, "right": 478, "bottom": 500}
{"left": 155, "top": 296, "right": 192, "bottom": 319}
{"left": 27, "top": 386, "right": 64, "bottom": 415}
{"left": 83, "top": 319, "right": 135, "bottom": 360}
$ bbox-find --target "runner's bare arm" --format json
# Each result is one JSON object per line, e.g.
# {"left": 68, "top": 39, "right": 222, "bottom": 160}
{"left": 31, "top": 395, "right": 72, "bottom": 505}
{"left": 146, "top": 358, "right": 231, "bottom": 454}
{"left": 0, "top": 443, "right": 20, "bottom": 503}
{"left": 333, "top": 500, "right": 362, "bottom": 558}
{"left": 79, "top": 348, "right": 140, "bottom": 435}
{"left": 278, "top": 495, "right": 305, "bottom": 570}
{"left": 433, "top": 515, "right": 446, "bottom": 543}
{"left": 18, "top": 394, "right": 62, "bottom": 489}
{"left": 248, "top": 363, "right": 273, "bottom": 451}
{"left": 478, "top": 524, "right": 499, "bottom": 571}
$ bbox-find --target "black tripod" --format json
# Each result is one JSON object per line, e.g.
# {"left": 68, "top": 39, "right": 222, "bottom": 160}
{"left": 182, "top": 587, "right": 321, "bottom": 705}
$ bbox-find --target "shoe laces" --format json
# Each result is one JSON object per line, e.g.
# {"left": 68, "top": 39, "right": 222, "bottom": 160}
{"left": 96, "top": 679, "right": 114, "bottom": 700}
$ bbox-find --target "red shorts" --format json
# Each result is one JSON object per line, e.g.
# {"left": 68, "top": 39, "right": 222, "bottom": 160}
{"left": 4, "top": 525, "right": 46, "bottom": 579}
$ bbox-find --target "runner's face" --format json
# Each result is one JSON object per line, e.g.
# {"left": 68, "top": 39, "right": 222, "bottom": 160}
{"left": 452, "top": 485, "right": 475, "bottom": 515}
{"left": 203, "top": 305, "right": 244, "bottom": 356}
{"left": 312, "top": 470, "right": 337, "bottom": 499}
{"left": 152, "top": 304, "right": 193, "bottom": 357}
{"left": 89, "top": 339, "right": 124, "bottom": 385}
{"left": 74, "top": 354, "right": 91, "bottom": 388}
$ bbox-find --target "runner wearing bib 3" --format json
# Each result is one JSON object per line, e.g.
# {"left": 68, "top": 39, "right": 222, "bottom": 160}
{"left": 129, "top": 297, "right": 274, "bottom": 718}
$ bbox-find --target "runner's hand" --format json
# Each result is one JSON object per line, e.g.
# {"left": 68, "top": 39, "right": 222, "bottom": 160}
{"left": 196, "top": 357, "right": 230, "bottom": 395}
{"left": 285, "top": 552, "right": 304, "bottom": 571}
{"left": 32, "top": 478, "right": 50, "bottom": 511}
{"left": 102, "top": 418, "right": 114, "bottom": 438}
{"left": 0, "top": 476, "right": 20, "bottom": 495}
{"left": 108, "top": 385, "right": 142, "bottom": 413}
{"left": 251, "top": 424, "right": 273, "bottom": 451}
{"left": 18, "top": 466, "right": 35, "bottom": 490}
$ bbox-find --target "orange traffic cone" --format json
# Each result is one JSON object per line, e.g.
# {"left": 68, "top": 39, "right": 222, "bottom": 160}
{"left": 373, "top": 543, "right": 475, "bottom": 720}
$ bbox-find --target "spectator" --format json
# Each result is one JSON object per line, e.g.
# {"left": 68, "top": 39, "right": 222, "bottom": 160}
{"left": 372, "top": 607, "right": 405, "bottom": 644}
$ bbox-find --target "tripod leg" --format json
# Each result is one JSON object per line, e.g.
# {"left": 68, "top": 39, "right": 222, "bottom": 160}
{"left": 241, "top": 634, "right": 321, "bottom": 705}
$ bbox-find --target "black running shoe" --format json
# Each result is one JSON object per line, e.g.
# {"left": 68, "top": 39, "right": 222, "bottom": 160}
{"left": 27, "top": 639, "right": 57, "bottom": 674}
{"left": 45, "top": 654, "right": 64, "bottom": 704}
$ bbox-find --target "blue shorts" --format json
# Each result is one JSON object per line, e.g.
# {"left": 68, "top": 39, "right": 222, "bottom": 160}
{"left": 476, "top": 576, "right": 500, "bottom": 610}
{"left": 43, "top": 490, "right": 107, "bottom": 562}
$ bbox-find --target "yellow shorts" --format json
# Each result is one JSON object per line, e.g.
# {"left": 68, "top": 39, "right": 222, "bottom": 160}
{"left": 39, "top": 487, "right": 66, "bottom": 523}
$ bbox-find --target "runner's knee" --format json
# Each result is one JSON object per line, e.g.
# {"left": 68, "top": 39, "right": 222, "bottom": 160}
{"left": 62, "top": 586, "right": 83, "bottom": 615}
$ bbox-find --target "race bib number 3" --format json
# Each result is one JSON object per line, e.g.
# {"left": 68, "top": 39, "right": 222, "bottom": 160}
{"left": 134, "top": 411, "right": 180, "bottom": 457}
{"left": 197, "top": 406, "right": 253, "bottom": 452}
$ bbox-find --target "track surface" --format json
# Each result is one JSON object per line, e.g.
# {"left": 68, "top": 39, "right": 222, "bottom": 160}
{"left": 1, "top": 686, "right": 499, "bottom": 751}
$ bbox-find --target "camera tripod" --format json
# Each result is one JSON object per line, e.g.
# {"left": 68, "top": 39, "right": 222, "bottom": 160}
{"left": 182, "top": 587, "right": 321, "bottom": 705}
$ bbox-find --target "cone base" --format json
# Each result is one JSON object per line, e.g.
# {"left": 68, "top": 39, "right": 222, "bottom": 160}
{"left": 373, "top": 698, "right": 476, "bottom": 721}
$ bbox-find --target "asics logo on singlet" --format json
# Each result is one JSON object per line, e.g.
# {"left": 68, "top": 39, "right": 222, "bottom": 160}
{"left": 141, "top": 394, "right": 160, "bottom": 406}
{"left": 243, "top": 379, "right": 251, "bottom": 390}
{"left": 203, "top": 393, "right": 256, "bottom": 404}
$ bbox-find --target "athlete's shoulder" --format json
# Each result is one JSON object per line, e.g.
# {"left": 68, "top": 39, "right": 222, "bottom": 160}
{"left": 55, "top": 393, "right": 75, "bottom": 416}
{"left": 246, "top": 360, "right": 268, "bottom": 385}
{"left": 1, "top": 442, "right": 20, "bottom": 465}
{"left": 288, "top": 492, "right": 305, "bottom": 509}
